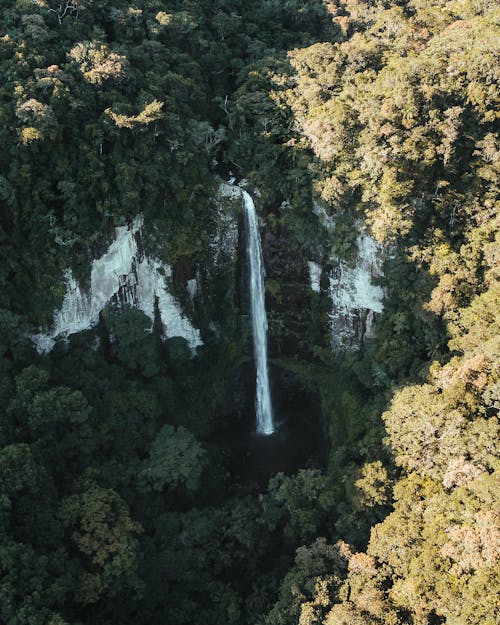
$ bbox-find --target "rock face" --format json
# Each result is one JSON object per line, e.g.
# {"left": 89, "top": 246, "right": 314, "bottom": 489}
{"left": 327, "top": 231, "right": 384, "bottom": 349}
{"left": 306, "top": 203, "right": 385, "bottom": 350}
{"left": 259, "top": 196, "right": 384, "bottom": 357}
{"left": 31, "top": 185, "right": 383, "bottom": 359}
{"left": 213, "top": 182, "right": 240, "bottom": 264}
{"left": 32, "top": 216, "right": 203, "bottom": 353}
{"left": 32, "top": 181, "right": 245, "bottom": 356}
{"left": 263, "top": 222, "right": 313, "bottom": 360}
{"left": 308, "top": 262, "right": 322, "bottom": 293}
{"left": 195, "top": 181, "right": 242, "bottom": 342}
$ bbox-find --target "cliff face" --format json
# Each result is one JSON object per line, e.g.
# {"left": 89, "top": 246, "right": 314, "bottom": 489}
{"left": 32, "top": 215, "right": 203, "bottom": 353}
{"left": 32, "top": 183, "right": 383, "bottom": 360}
{"left": 30, "top": 182, "right": 242, "bottom": 357}
{"left": 260, "top": 200, "right": 384, "bottom": 359}
{"left": 326, "top": 230, "right": 384, "bottom": 349}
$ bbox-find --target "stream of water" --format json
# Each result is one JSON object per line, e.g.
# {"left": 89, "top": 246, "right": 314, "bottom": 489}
{"left": 242, "top": 190, "right": 274, "bottom": 435}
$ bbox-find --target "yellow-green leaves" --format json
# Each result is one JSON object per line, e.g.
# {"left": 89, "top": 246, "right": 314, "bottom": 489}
{"left": 105, "top": 99, "right": 164, "bottom": 130}
{"left": 15, "top": 97, "right": 59, "bottom": 143}
{"left": 68, "top": 41, "right": 129, "bottom": 85}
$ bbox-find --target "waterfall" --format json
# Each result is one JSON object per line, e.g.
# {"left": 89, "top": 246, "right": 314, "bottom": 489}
{"left": 242, "top": 190, "right": 274, "bottom": 435}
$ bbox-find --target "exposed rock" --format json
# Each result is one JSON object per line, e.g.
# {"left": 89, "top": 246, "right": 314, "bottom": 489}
{"left": 210, "top": 183, "right": 240, "bottom": 266}
{"left": 327, "top": 231, "right": 384, "bottom": 349}
{"left": 32, "top": 216, "right": 203, "bottom": 353}
{"left": 308, "top": 261, "right": 322, "bottom": 293}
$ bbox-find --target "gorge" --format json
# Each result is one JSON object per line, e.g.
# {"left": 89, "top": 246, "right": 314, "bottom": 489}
{"left": 0, "top": 2, "right": 498, "bottom": 625}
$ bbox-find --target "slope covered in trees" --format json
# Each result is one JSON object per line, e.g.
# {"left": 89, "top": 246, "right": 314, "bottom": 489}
{"left": 0, "top": 1, "right": 498, "bottom": 624}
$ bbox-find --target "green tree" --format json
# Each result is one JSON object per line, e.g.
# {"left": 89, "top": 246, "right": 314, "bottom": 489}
{"left": 60, "top": 480, "right": 143, "bottom": 605}
{"left": 139, "top": 425, "right": 206, "bottom": 493}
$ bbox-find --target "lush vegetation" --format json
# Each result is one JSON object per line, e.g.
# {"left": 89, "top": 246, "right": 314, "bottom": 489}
{"left": 0, "top": 1, "right": 498, "bottom": 624}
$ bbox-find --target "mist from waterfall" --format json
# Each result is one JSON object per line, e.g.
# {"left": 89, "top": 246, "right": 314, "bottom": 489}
{"left": 242, "top": 190, "right": 274, "bottom": 435}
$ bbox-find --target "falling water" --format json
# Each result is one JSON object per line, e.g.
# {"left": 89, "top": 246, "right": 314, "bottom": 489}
{"left": 242, "top": 190, "right": 274, "bottom": 435}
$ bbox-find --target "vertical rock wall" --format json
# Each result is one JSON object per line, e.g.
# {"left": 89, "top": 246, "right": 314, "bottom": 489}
{"left": 33, "top": 216, "right": 203, "bottom": 353}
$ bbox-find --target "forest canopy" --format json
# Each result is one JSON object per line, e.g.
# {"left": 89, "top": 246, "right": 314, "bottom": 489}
{"left": 0, "top": 1, "right": 498, "bottom": 624}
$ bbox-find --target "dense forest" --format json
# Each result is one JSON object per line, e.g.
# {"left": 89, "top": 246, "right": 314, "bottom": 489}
{"left": 0, "top": 1, "right": 498, "bottom": 624}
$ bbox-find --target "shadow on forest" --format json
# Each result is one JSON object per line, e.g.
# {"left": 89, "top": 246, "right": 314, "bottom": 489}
{"left": 208, "top": 362, "right": 327, "bottom": 488}
{"left": 211, "top": 0, "right": 451, "bottom": 546}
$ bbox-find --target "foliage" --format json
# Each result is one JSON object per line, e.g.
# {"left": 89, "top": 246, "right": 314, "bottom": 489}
{"left": 0, "top": 0, "right": 498, "bottom": 624}
{"left": 139, "top": 424, "right": 206, "bottom": 492}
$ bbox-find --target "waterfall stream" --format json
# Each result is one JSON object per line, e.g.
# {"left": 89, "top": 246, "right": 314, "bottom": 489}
{"left": 242, "top": 190, "right": 274, "bottom": 435}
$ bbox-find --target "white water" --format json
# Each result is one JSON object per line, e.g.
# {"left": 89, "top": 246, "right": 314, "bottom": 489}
{"left": 33, "top": 216, "right": 202, "bottom": 353}
{"left": 242, "top": 190, "right": 274, "bottom": 435}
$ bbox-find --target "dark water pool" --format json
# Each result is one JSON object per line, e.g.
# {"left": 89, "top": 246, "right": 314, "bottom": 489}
{"left": 211, "top": 396, "right": 327, "bottom": 488}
